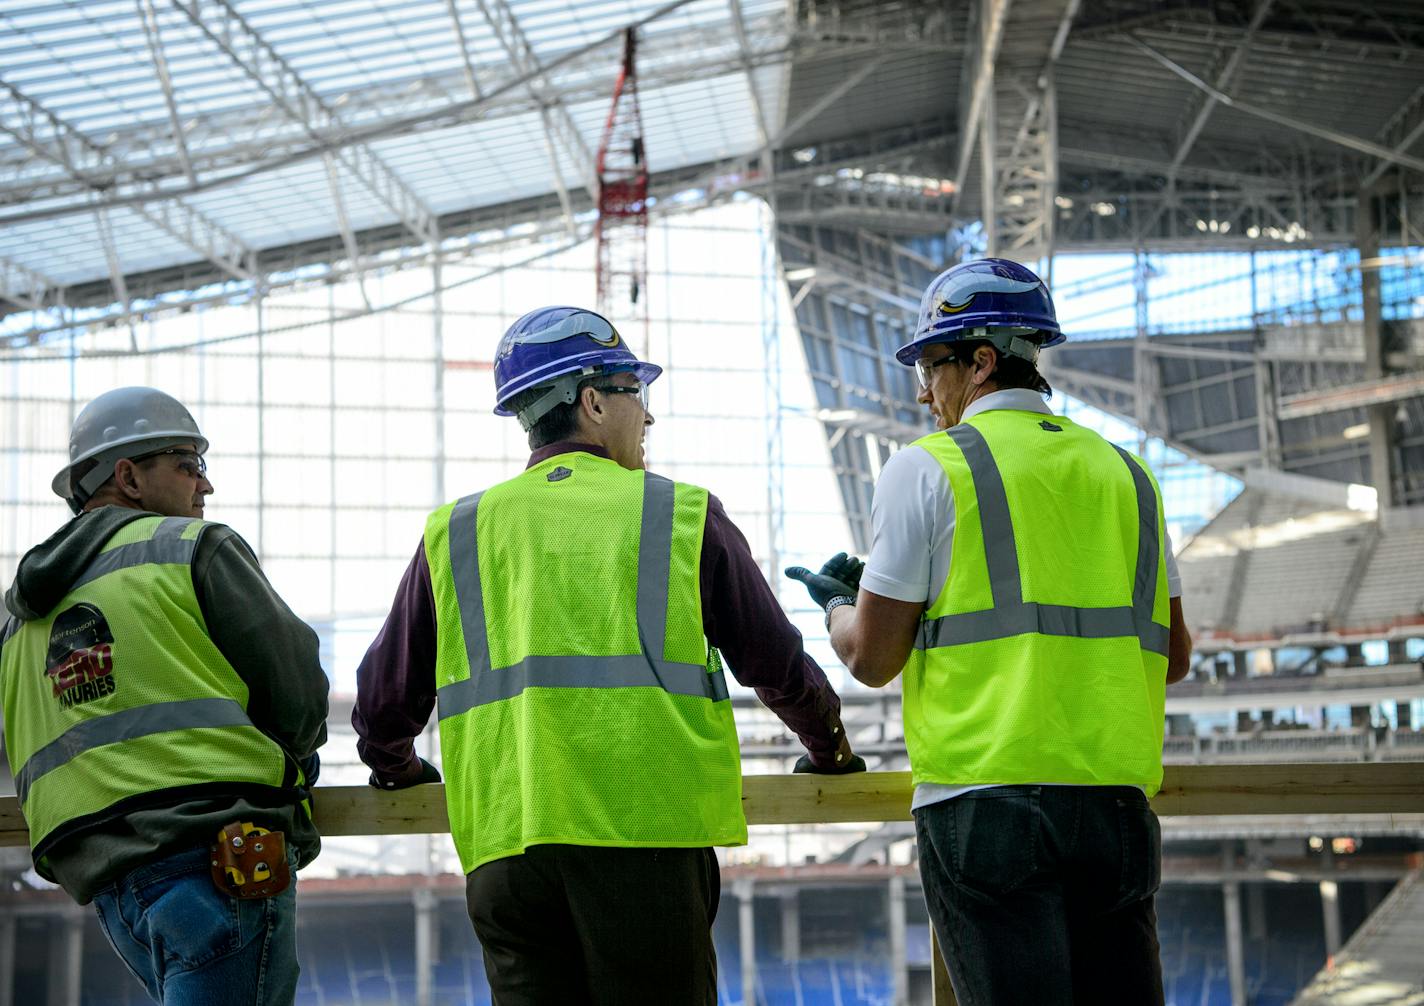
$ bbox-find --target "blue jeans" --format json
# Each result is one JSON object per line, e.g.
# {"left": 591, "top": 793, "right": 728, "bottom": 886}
{"left": 92, "top": 844, "right": 299, "bottom": 1006}
{"left": 915, "top": 785, "right": 1164, "bottom": 1006}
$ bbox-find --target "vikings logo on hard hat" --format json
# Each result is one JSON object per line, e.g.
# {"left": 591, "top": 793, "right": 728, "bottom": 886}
{"left": 935, "top": 271, "right": 1044, "bottom": 317}
{"left": 896, "top": 258, "right": 1065, "bottom": 367}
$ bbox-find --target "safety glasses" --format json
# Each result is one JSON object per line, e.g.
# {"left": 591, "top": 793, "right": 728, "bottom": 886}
{"left": 130, "top": 448, "right": 207, "bottom": 480}
{"left": 914, "top": 355, "right": 958, "bottom": 389}
{"left": 595, "top": 383, "right": 650, "bottom": 411}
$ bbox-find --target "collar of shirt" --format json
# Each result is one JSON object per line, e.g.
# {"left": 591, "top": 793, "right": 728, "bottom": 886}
{"left": 526, "top": 441, "right": 612, "bottom": 469}
{"left": 961, "top": 387, "right": 1053, "bottom": 423}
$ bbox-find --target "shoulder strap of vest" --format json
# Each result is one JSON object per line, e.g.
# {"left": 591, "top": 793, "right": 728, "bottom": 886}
{"left": 72, "top": 516, "right": 203, "bottom": 593}
{"left": 445, "top": 490, "right": 489, "bottom": 684}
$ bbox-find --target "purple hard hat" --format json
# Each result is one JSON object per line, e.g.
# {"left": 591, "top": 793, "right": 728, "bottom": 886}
{"left": 492, "top": 307, "right": 662, "bottom": 430}
{"left": 895, "top": 258, "right": 1065, "bottom": 366}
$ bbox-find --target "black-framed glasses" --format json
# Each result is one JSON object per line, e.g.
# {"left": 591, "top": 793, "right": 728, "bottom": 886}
{"left": 914, "top": 355, "right": 958, "bottom": 389}
{"left": 595, "top": 383, "right": 650, "bottom": 411}
{"left": 130, "top": 448, "right": 207, "bottom": 480}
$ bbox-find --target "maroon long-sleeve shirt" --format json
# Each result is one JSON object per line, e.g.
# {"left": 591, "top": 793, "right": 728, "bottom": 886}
{"left": 353, "top": 442, "right": 852, "bottom": 783}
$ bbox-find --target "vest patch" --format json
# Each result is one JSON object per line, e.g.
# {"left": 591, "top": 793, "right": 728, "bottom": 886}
{"left": 546, "top": 466, "right": 573, "bottom": 482}
{"left": 45, "top": 603, "right": 117, "bottom": 708}
{"left": 1038, "top": 420, "right": 1063, "bottom": 432}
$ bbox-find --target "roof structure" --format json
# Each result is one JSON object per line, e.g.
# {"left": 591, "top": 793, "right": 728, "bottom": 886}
{"left": 3, "top": 0, "right": 1424, "bottom": 526}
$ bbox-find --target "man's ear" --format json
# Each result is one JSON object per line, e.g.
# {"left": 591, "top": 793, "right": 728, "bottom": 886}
{"left": 112, "top": 459, "right": 144, "bottom": 501}
{"left": 971, "top": 345, "right": 998, "bottom": 385}
{"left": 578, "top": 384, "right": 606, "bottom": 425}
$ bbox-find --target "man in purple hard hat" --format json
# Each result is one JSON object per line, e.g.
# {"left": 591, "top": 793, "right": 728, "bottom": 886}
{"left": 786, "top": 259, "right": 1193, "bottom": 1004}
{"left": 354, "top": 306, "right": 865, "bottom": 1004}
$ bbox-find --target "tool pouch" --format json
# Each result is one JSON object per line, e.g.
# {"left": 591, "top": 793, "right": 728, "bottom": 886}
{"left": 210, "top": 821, "right": 291, "bottom": 899}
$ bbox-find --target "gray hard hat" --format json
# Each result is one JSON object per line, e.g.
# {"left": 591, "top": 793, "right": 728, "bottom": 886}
{"left": 52, "top": 387, "right": 209, "bottom": 505}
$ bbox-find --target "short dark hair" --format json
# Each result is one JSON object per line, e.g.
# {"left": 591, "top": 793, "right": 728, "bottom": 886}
{"left": 947, "top": 339, "right": 1053, "bottom": 396}
{"left": 505, "top": 375, "right": 603, "bottom": 449}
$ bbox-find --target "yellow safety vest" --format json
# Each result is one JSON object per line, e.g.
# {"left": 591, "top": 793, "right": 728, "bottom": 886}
{"left": 424, "top": 452, "right": 745, "bottom": 874}
{"left": 0, "top": 516, "right": 304, "bottom": 874}
{"left": 902, "top": 410, "right": 1170, "bottom": 795}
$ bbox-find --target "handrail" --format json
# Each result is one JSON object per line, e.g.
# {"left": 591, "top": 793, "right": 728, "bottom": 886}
{"left": 3, "top": 762, "right": 1422, "bottom": 847}
{"left": 2, "top": 763, "right": 1421, "bottom": 1006}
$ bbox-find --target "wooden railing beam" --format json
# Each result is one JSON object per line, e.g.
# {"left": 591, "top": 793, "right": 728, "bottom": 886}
{"left": 3, "top": 763, "right": 1422, "bottom": 848}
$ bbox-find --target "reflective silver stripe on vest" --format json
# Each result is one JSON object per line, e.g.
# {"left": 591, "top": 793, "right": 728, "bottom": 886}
{"left": 1111, "top": 444, "right": 1170, "bottom": 657}
{"left": 15, "top": 696, "right": 254, "bottom": 805}
{"left": 637, "top": 473, "right": 675, "bottom": 661}
{"left": 448, "top": 492, "right": 489, "bottom": 680}
{"left": 71, "top": 516, "right": 199, "bottom": 591}
{"left": 437, "top": 653, "right": 729, "bottom": 719}
{"left": 437, "top": 471, "right": 727, "bottom": 720}
{"left": 918, "top": 426, "right": 1167, "bottom": 656}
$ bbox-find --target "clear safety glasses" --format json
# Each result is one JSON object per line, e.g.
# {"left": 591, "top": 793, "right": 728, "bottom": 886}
{"left": 595, "top": 383, "right": 650, "bottom": 411}
{"left": 914, "top": 355, "right": 958, "bottom": 390}
{"left": 130, "top": 448, "right": 207, "bottom": 480}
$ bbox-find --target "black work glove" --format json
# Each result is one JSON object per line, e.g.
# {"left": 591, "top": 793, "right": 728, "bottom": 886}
{"left": 793, "top": 753, "right": 868, "bottom": 775}
{"left": 785, "top": 552, "right": 864, "bottom": 611}
{"left": 369, "top": 756, "right": 441, "bottom": 791}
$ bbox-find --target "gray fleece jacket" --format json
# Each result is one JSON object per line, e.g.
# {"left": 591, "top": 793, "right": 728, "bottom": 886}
{"left": 1, "top": 506, "right": 328, "bottom": 903}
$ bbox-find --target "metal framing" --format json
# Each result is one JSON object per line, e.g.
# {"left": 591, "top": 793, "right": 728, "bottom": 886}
{"left": 2, "top": 0, "right": 1424, "bottom": 515}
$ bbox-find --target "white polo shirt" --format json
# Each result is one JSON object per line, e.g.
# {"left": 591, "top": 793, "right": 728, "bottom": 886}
{"left": 861, "top": 388, "right": 1181, "bottom": 809}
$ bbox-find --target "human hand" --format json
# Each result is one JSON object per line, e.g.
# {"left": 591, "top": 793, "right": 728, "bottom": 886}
{"left": 793, "top": 752, "right": 868, "bottom": 775}
{"left": 368, "top": 756, "right": 441, "bottom": 791}
{"left": 785, "top": 552, "right": 864, "bottom": 610}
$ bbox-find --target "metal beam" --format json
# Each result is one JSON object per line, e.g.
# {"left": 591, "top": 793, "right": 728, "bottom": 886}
{"left": 94, "top": 206, "right": 138, "bottom": 350}
{"left": 1058, "top": 145, "right": 1295, "bottom": 193}
{"left": 952, "top": 0, "right": 1013, "bottom": 205}
{"left": 0, "top": 255, "right": 59, "bottom": 312}
{"left": 1126, "top": 35, "right": 1424, "bottom": 175}
{"left": 994, "top": 0, "right": 1079, "bottom": 259}
{"left": 776, "top": 58, "right": 888, "bottom": 149}
{"left": 1168, "top": 0, "right": 1274, "bottom": 177}
{"left": 727, "top": 0, "right": 774, "bottom": 147}
{"left": 1277, "top": 373, "right": 1424, "bottom": 420}
{"left": 136, "top": 0, "right": 197, "bottom": 187}
{"left": 1364, "top": 81, "right": 1424, "bottom": 188}
{"left": 322, "top": 156, "right": 373, "bottom": 310}
{"left": 443, "top": 0, "right": 483, "bottom": 101}
{"left": 475, "top": 0, "right": 600, "bottom": 200}
{"left": 171, "top": 0, "right": 439, "bottom": 247}
{"left": 0, "top": 79, "right": 256, "bottom": 282}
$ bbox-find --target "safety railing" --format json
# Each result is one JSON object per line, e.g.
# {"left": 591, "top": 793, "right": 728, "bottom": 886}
{"left": 3, "top": 762, "right": 1423, "bottom": 1006}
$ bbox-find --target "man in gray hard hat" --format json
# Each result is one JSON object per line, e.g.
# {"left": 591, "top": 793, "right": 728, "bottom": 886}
{"left": 0, "top": 387, "right": 328, "bottom": 1006}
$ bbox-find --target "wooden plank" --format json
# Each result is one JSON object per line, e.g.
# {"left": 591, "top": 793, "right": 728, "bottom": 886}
{"left": 1151, "top": 762, "right": 1424, "bottom": 816}
{"left": 2, "top": 762, "right": 1422, "bottom": 847}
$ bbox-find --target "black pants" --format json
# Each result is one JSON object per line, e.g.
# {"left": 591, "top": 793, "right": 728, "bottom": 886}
{"left": 466, "top": 844, "right": 720, "bottom": 1006}
{"left": 915, "top": 785, "right": 1165, "bottom": 1006}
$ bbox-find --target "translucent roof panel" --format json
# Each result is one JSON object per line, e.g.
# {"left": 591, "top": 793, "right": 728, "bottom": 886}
{"left": 0, "top": 0, "right": 791, "bottom": 294}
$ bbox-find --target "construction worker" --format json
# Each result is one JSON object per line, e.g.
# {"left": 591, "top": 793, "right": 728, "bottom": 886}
{"left": 787, "top": 259, "right": 1191, "bottom": 1005}
{"left": 354, "top": 306, "right": 865, "bottom": 1005}
{"left": 0, "top": 387, "right": 328, "bottom": 1006}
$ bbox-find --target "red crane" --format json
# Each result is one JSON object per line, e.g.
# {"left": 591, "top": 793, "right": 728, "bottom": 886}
{"left": 595, "top": 27, "right": 649, "bottom": 352}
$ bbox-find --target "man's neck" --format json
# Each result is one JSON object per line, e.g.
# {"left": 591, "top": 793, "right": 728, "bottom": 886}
{"left": 82, "top": 494, "right": 144, "bottom": 514}
{"left": 526, "top": 440, "right": 613, "bottom": 469}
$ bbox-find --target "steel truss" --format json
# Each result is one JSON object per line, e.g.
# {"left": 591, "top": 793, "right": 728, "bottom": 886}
{"left": 0, "top": 79, "right": 258, "bottom": 293}
{"left": 171, "top": 0, "right": 438, "bottom": 249}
